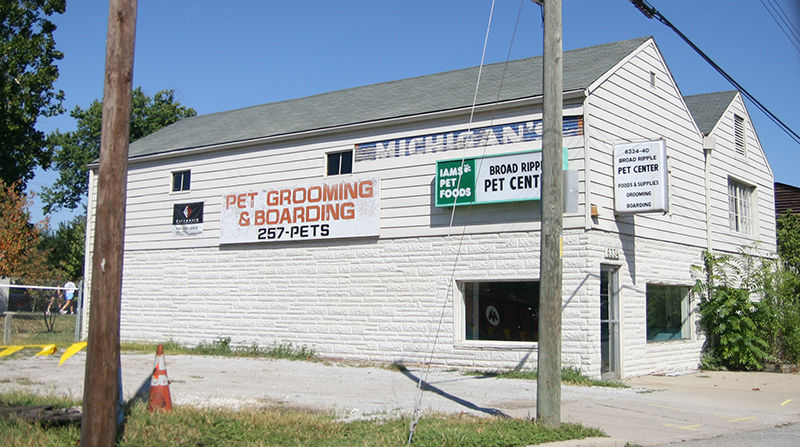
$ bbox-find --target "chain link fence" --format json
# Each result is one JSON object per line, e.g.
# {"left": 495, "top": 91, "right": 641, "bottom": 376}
{"left": 1, "top": 279, "right": 84, "bottom": 346}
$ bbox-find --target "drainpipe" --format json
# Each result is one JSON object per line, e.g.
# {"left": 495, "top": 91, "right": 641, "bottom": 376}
{"left": 703, "top": 135, "right": 715, "bottom": 252}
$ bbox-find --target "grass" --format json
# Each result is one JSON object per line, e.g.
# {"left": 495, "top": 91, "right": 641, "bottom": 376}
{"left": 464, "top": 367, "right": 628, "bottom": 388}
{"left": 120, "top": 337, "right": 317, "bottom": 361}
{"left": 0, "top": 391, "right": 605, "bottom": 447}
{"left": 2, "top": 313, "right": 77, "bottom": 346}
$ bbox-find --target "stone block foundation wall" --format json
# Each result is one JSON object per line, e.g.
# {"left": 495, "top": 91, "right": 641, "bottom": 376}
{"left": 115, "top": 229, "right": 706, "bottom": 377}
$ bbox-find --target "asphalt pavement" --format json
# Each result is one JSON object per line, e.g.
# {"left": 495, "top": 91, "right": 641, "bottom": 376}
{"left": 1, "top": 352, "right": 799, "bottom": 446}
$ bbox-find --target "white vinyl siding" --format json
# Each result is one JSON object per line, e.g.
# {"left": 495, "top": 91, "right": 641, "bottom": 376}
{"left": 706, "top": 94, "right": 775, "bottom": 252}
{"left": 116, "top": 106, "right": 588, "bottom": 252}
{"left": 584, "top": 40, "right": 707, "bottom": 248}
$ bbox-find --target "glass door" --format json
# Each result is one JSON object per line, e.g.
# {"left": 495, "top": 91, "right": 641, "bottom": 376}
{"left": 600, "top": 266, "right": 620, "bottom": 380}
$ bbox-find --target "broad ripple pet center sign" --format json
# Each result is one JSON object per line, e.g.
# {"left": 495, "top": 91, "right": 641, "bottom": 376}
{"left": 220, "top": 179, "right": 380, "bottom": 244}
{"left": 613, "top": 140, "right": 669, "bottom": 213}
{"left": 436, "top": 149, "right": 566, "bottom": 207}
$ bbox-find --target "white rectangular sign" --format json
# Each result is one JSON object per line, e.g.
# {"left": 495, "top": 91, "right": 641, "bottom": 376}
{"left": 614, "top": 140, "right": 669, "bottom": 213}
{"left": 475, "top": 151, "right": 543, "bottom": 204}
{"left": 220, "top": 178, "right": 380, "bottom": 244}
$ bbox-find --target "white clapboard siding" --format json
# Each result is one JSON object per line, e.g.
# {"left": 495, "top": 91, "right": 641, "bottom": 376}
{"left": 117, "top": 110, "right": 586, "bottom": 251}
{"left": 584, "top": 40, "right": 708, "bottom": 248}
{"left": 706, "top": 93, "right": 775, "bottom": 253}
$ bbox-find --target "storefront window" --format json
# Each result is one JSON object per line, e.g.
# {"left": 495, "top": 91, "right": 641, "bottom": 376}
{"left": 646, "top": 284, "right": 690, "bottom": 341}
{"left": 463, "top": 281, "right": 539, "bottom": 342}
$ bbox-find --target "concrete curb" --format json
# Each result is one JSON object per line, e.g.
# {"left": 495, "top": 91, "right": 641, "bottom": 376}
{"left": 530, "top": 438, "right": 629, "bottom": 447}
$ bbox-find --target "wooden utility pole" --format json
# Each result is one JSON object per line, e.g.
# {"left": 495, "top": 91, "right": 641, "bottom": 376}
{"left": 537, "top": 0, "right": 563, "bottom": 427}
{"left": 81, "top": 0, "right": 137, "bottom": 445}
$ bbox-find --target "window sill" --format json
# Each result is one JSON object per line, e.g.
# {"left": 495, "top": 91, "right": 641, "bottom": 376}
{"left": 646, "top": 338, "right": 692, "bottom": 344}
{"left": 454, "top": 340, "right": 537, "bottom": 351}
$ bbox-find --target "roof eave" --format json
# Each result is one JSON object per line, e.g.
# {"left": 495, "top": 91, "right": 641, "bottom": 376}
{"left": 96, "top": 89, "right": 587, "bottom": 168}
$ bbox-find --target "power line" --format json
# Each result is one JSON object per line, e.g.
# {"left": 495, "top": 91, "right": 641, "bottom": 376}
{"left": 630, "top": 0, "right": 800, "bottom": 146}
{"left": 760, "top": 0, "right": 800, "bottom": 53}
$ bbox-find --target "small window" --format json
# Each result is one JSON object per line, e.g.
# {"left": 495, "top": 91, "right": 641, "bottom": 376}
{"left": 728, "top": 178, "right": 755, "bottom": 235}
{"left": 172, "top": 170, "right": 191, "bottom": 192}
{"left": 646, "top": 284, "right": 690, "bottom": 342}
{"left": 327, "top": 150, "right": 353, "bottom": 176}
{"left": 463, "top": 281, "right": 539, "bottom": 342}
{"left": 734, "top": 114, "right": 746, "bottom": 156}
{"left": 649, "top": 71, "right": 657, "bottom": 88}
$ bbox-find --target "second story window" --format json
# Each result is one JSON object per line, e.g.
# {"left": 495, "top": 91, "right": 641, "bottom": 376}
{"left": 172, "top": 170, "right": 191, "bottom": 192}
{"left": 728, "top": 178, "right": 754, "bottom": 235}
{"left": 327, "top": 150, "right": 353, "bottom": 176}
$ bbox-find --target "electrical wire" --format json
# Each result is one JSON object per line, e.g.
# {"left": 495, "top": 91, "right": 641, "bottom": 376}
{"left": 759, "top": 0, "right": 800, "bottom": 52}
{"left": 406, "top": 0, "right": 497, "bottom": 439}
{"left": 630, "top": 0, "right": 800, "bottom": 146}
{"left": 406, "top": 0, "right": 528, "bottom": 443}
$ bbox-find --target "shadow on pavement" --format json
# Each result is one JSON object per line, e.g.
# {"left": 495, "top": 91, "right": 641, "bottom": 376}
{"left": 400, "top": 368, "right": 511, "bottom": 418}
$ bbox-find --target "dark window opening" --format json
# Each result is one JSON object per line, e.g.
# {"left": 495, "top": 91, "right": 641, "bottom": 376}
{"left": 172, "top": 170, "right": 191, "bottom": 192}
{"left": 464, "top": 281, "right": 539, "bottom": 342}
{"left": 646, "top": 284, "right": 690, "bottom": 341}
{"left": 327, "top": 151, "right": 353, "bottom": 176}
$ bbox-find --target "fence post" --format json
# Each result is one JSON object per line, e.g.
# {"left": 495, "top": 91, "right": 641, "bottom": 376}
{"left": 3, "top": 312, "right": 14, "bottom": 344}
{"left": 75, "top": 281, "right": 84, "bottom": 342}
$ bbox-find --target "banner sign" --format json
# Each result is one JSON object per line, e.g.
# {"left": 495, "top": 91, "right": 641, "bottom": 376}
{"left": 172, "top": 202, "right": 204, "bottom": 236}
{"left": 220, "top": 178, "right": 380, "bottom": 244}
{"left": 614, "top": 140, "right": 669, "bottom": 213}
{"left": 435, "top": 149, "right": 566, "bottom": 207}
{"left": 355, "top": 117, "right": 583, "bottom": 162}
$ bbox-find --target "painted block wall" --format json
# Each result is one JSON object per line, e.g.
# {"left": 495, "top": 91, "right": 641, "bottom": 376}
{"left": 118, "top": 226, "right": 705, "bottom": 377}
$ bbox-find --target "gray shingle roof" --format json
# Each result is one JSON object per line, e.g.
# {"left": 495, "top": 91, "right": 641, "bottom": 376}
{"left": 129, "top": 36, "right": 651, "bottom": 159}
{"left": 683, "top": 91, "right": 738, "bottom": 136}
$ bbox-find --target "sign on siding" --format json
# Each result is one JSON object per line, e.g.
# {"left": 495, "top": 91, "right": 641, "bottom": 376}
{"left": 435, "top": 149, "right": 566, "bottom": 207}
{"left": 172, "top": 202, "right": 204, "bottom": 236}
{"left": 613, "top": 140, "right": 669, "bottom": 213}
{"left": 220, "top": 178, "right": 380, "bottom": 244}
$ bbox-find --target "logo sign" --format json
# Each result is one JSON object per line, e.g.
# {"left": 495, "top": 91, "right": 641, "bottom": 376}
{"left": 435, "top": 150, "right": 566, "bottom": 207}
{"left": 614, "top": 140, "right": 669, "bottom": 213}
{"left": 220, "top": 178, "right": 380, "bottom": 244}
{"left": 172, "top": 202, "right": 204, "bottom": 236}
{"left": 485, "top": 305, "right": 501, "bottom": 327}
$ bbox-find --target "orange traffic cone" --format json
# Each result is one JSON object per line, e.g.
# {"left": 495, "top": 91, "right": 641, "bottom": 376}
{"left": 148, "top": 344, "right": 173, "bottom": 411}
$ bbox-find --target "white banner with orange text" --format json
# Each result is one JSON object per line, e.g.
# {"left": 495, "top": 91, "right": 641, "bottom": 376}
{"left": 220, "top": 178, "right": 380, "bottom": 244}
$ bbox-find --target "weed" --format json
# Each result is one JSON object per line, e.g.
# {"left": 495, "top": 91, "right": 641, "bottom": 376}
{"left": 464, "top": 367, "right": 628, "bottom": 388}
{"left": 121, "top": 338, "right": 318, "bottom": 361}
{"left": 0, "top": 392, "right": 606, "bottom": 447}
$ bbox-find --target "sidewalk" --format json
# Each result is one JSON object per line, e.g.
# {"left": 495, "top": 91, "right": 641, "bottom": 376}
{"left": 1, "top": 352, "right": 799, "bottom": 446}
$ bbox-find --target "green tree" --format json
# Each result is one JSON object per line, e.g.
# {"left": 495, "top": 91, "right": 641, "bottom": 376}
{"left": 42, "top": 87, "right": 197, "bottom": 213}
{"left": 0, "top": 0, "right": 66, "bottom": 189}
{"left": 777, "top": 211, "right": 800, "bottom": 272}
{"left": 39, "top": 214, "right": 84, "bottom": 280}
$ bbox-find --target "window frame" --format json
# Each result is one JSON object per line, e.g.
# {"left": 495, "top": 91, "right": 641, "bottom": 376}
{"left": 728, "top": 177, "right": 755, "bottom": 235}
{"left": 645, "top": 284, "right": 692, "bottom": 342}
{"left": 455, "top": 279, "right": 540, "bottom": 349}
{"left": 326, "top": 150, "right": 353, "bottom": 176}
{"left": 171, "top": 170, "right": 191, "bottom": 193}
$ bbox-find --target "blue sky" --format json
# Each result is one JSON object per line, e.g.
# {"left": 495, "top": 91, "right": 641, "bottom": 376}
{"left": 30, "top": 0, "right": 800, "bottom": 226}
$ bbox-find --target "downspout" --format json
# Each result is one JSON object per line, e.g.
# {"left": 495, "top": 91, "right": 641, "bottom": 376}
{"left": 582, "top": 90, "right": 592, "bottom": 230}
{"left": 703, "top": 136, "right": 715, "bottom": 252}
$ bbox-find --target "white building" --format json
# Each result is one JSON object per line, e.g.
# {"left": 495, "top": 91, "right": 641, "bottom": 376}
{"left": 85, "top": 37, "right": 775, "bottom": 378}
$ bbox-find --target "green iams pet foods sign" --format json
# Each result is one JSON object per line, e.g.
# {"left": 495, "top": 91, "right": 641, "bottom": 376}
{"left": 435, "top": 149, "right": 566, "bottom": 207}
